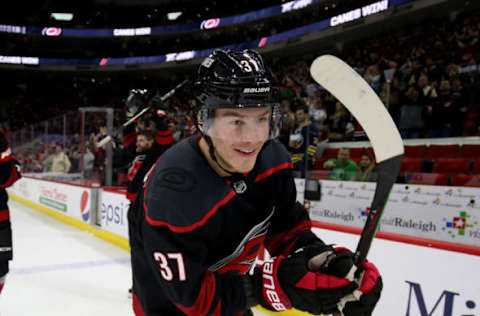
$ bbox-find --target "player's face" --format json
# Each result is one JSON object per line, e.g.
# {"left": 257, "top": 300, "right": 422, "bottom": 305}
{"left": 136, "top": 135, "right": 153, "bottom": 153}
{"left": 209, "top": 107, "right": 270, "bottom": 174}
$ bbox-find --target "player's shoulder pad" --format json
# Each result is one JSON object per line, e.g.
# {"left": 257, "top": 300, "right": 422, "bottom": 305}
{"left": 144, "top": 137, "right": 234, "bottom": 233}
{"left": 254, "top": 139, "right": 293, "bottom": 177}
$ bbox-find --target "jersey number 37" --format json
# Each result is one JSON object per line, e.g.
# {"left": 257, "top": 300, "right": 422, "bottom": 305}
{"left": 153, "top": 251, "right": 187, "bottom": 282}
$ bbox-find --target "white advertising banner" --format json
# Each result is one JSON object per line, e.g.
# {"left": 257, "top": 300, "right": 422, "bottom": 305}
{"left": 8, "top": 177, "right": 93, "bottom": 225}
{"left": 305, "top": 180, "right": 480, "bottom": 247}
{"left": 99, "top": 189, "right": 130, "bottom": 239}
{"left": 314, "top": 228, "right": 480, "bottom": 316}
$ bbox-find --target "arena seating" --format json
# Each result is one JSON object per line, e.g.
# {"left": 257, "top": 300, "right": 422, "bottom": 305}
{"left": 404, "top": 145, "right": 427, "bottom": 158}
{"left": 426, "top": 144, "right": 459, "bottom": 159}
{"left": 400, "top": 158, "right": 422, "bottom": 173}
{"left": 432, "top": 158, "right": 471, "bottom": 175}
{"left": 459, "top": 144, "right": 480, "bottom": 158}
{"left": 314, "top": 143, "right": 480, "bottom": 187}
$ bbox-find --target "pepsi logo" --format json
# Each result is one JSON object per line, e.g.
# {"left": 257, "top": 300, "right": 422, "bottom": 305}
{"left": 80, "top": 191, "right": 90, "bottom": 222}
{"left": 200, "top": 18, "right": 220, "bottom": 30}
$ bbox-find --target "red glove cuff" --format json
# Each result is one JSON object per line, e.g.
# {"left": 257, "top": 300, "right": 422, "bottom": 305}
{"left": 261, "top": 257, "right": 292, "bottom": 311}
{"left": 358, "top": 262, "right": 380, "bottom": 294}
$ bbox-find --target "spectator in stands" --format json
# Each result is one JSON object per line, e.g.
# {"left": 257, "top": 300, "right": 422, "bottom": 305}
{"left": 278, "top": 99, "right": 295, "bottom": 148}
{"left": 327, "top": 102, "right": 352, "bottom": 141}
{"left": 323, "top": 148, "right": 359, "bottom": 180}
{"left": 50, "top": 144, "right": 71, "bottom": 173}
{"left": 416, "top": 73, "right": 437, "bottom": 107}
{"left": 307, "top": 91, "right": 328, "bottom": 136}
{"left": 364, "top": 64, "right": 381, "bottom": 93}
{"left": 288, "top": 101, "right": 320, "bottom": 178}
{"left": 83, "top": 146, "right": 95, "bottom": 178}
{"left": 355, "top": 153, "right": 376, "bottom": 182}
{"left": 427, "top": 79, "right": 458, "bottom": 137}
{"left": 398, "top": 86, "right": 424, "bottom": 139}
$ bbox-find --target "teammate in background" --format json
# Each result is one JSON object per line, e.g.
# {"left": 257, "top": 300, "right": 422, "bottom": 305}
{"left": 122, "top": 88, "right": 173, "bottom": 295}
{"left": 287, "top": 101, "right": 320, "bottom": 178}
{"left": 324, "top": 147, "right": 359, "bottom": 180}
{"left": 122, "top": 88, "right": 173, "bottom": 203}
{"left": 130, "top": 49, "right": 382, "bottom": 316}
{"left": 0, "top": 130, "right": 21, "bottom": 295}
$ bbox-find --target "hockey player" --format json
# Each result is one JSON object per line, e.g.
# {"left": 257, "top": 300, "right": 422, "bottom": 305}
{"left": 122, "top": 89, "right": 174, "bottom": 295}
{"left": 0, "top": 129, "right": 21, "bottom": 295}
{"left": 130, "top": 49, "right": 382, "bottom": 316}
{"left": 122, "top": 88, "right": 173, "bottom": 204}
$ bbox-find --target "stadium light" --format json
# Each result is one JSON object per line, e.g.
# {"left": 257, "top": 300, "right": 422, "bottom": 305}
{"left": 167, "top": 12, "right": 182, "bottom": 20}
{"left": 51, "top": 13, "right": 74, "bottom": 21}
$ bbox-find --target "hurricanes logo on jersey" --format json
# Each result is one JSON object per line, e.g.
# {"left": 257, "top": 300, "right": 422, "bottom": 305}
{"left": 209, "top": 208, "right": 275, "bottom": 274}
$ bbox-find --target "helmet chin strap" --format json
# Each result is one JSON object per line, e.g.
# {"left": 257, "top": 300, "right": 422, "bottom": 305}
{"left": 203, "top": 134, "right": 241, "bottom": 177}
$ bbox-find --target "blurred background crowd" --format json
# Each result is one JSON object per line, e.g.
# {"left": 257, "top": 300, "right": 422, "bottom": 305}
{"left": 1, "top": 0, "right": 480, "bottom": 186}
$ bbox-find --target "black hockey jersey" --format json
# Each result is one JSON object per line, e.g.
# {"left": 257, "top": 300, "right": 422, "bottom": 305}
{"left": 0, "top": 146, "right": 21, "bottom": 262}
{"left": 130, "top": 135, "right": 319, "bottom": 316}
{"left": 122, "top": 116, "right": 173, "bottom": 202}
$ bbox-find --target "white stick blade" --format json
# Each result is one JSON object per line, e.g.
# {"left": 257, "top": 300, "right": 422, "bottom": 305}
{"left": 310, "top": 55, "right": 404, "bottom": 162}
{"left": 96, "top": 135, "right": 112, "bottom": 148}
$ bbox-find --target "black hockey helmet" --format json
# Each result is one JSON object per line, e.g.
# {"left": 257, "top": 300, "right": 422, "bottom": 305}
{"left": 126, "top": 88, "right": 149, "bottom": 116}
{"left": 194, "top": 49, "right": 281, "bottom": 139}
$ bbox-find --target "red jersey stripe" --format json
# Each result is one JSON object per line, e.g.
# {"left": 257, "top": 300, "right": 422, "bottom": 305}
{"left": 174, "top": 271, "right": 217, "bottom": 316}
{"left": 132, "top": 292, "right": 146, "bottom": 316}
{"left": 123, "top": 132, "right": 137, "bottom": 148}
{"left": 0, "top": 209, "right": 10, "bottom": 221}
{"left": 0, "top": 166, "right": 19, "bottom": 189}
{"left": 155, "top": 135, "right": 173, "bottom": 145}
{"left": 255, "top": 162, "right": 293, "bottom": 182}
{"left": 157, "top": 130, "right": 172, "bottom": 136}
{"left": 145, "top": 190, "right": 236, "bottom": 233}
{"left": 126, "top": 192, "right": 137, "bottom": 201}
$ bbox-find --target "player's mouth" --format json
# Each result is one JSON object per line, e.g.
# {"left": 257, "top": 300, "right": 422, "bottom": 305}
{"left": 234, "top": 148, "right": 257, "bottom": 157}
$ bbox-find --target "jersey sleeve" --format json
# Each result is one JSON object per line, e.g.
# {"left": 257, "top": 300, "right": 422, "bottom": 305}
{"left": 123, "top": 123, "right": 137, "bottom": 150}
{"left": 152, "top": 115, "right": 173, "bottom": 147}
{"left": 0, "top": 149, "right": 21, "bottom": 188}
{"left": 141, "top": 223, "right": 249, "bottom": 316}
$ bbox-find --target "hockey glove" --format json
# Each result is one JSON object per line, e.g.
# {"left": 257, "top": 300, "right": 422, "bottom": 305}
{"left": 338, "top": 261, "right": 383, "bottom": 316}
{"left": 248, "top": 243, "right": 358, "bottom": 315}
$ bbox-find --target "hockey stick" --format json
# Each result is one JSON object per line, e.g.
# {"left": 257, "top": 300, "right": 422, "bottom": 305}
{"left": 310, "top": 55, "right": 404, "bottom": 267}
{"left": 96, "top": 80, "right": 189, "bottom": 147}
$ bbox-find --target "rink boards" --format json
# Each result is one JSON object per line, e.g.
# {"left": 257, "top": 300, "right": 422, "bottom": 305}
{"left": 7, "top": 176, "right": 480, "bottom": 316}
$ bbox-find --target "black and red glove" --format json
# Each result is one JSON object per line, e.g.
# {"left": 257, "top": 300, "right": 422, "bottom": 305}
{"left": 0, "top": 131, "right": 11, "bottom": 161}
{"left": 245, "top": 243, "right": 358, "bottom": 315}
{"left": 338, "top": 261, "right": 383, "bottom": 316}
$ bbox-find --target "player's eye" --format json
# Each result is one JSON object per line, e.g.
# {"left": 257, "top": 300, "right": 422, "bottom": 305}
{"left": 258, "top": 116, "right": 269, "bottom": 123}
{"left": 231, "top": 119, "right": 243, "bottom": 126}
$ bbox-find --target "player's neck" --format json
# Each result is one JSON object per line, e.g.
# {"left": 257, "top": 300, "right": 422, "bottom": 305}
{"left": 198, "top": 137, "right": 231, "bottom": 177}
